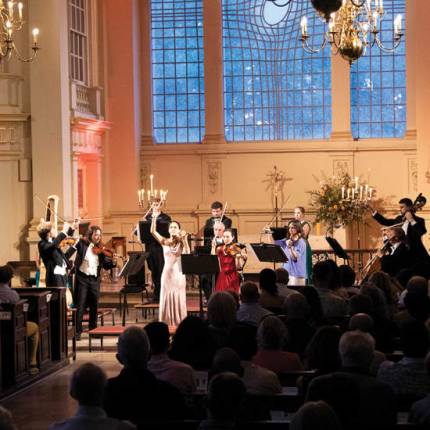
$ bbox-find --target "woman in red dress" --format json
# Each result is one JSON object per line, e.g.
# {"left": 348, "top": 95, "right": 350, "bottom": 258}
{"left": 212, "top": 229, "right": 247, "bottom": 293}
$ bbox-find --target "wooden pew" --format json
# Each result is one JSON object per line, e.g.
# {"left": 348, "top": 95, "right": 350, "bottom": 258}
{"left": 44, "top": 287, "right": 67, "bottom": 361}
{"left": 14, "top": 289, "right": 51, "bottom": 368}
{"left": 0, "top": 300, "right": 28, "bottom": 389}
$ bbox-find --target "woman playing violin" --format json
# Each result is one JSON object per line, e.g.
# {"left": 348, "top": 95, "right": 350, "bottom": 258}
{"left": 275, "top": 220, "right": 307, "bottom": 286}
{"left": 71, "top": 225, "right": 117, "bottom": 340}
{"left": 212, "top": 229, "right": 247, "bottom": 294}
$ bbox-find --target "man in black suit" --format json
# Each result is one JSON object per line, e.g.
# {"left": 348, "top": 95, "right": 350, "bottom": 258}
{"left": 37, "top": 219, "right": 78, "bottom": 287}
{"left": 72, "top": 225, "right": 116, "bottom": 339}
{"left": 203, "top": 201, "right": 232, "bottom": 247}
{"left": 379, "top": 226, "right": 412, "bottom": 276}
{"left": 371, "top": 197, "right": 429, "bottom": 264}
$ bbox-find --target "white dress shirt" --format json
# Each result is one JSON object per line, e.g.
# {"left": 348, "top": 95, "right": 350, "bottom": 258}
{"left": 79, "top": 244, "right": 99, "bottom": 276}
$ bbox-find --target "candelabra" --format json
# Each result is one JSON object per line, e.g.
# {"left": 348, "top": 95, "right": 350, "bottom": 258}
{"left": 301, "top": 0, "right": 403, "bottom": 65}
{"left": 0, "top": 1, "right": 40, "bottom": 63}
{"left": 137, "top": 174, "right": 168, "bottom": 208}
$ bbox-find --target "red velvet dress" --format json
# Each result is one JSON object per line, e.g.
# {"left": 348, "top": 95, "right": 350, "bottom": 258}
{"left": 215, "top": 246, "right": 240, "bottom": 293}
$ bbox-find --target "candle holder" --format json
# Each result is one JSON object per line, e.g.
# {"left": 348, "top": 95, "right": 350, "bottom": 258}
{"left": 137, "top": 174, "right": 168, "bottom": 208}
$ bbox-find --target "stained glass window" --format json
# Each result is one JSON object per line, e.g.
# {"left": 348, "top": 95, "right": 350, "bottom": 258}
{"left": 351, "top": 0, "right": 406, "bottom": 139}
{"left": 152, "top": 0, "right": 205, "bottom": 144}
{"left": 223, "top": 0, "right": 331, "bottom": 141}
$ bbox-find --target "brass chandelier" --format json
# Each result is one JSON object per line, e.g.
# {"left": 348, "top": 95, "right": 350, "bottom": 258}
{"left": 0, "top": 1, "right": 39, "bottom": 62}
{"left": 300, "top": 0, "right": 403, "bottom": 65}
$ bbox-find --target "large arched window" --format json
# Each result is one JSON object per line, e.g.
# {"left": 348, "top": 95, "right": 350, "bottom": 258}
{"left": 151, "top": 0, "right": 205, "bottom": 144}
{"left": 223, "top": 0, "right": 331, "bottom": 141}
{"left": 350, "top": 0, "right": 406, "bottom": 139}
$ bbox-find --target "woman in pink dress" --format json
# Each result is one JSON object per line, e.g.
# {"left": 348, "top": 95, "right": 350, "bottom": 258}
{"left": 151, "top": 206, "right": 190, "bottom": 326}
{"left": 212, "top": 229, "right": 247, "bottom": 294}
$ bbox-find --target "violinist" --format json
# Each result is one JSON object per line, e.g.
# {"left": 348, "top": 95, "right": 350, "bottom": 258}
{"left": 370, "top": 197, "right": 430, "bottom": 264}
{"left": 275, "top": 220, "right": 307, "bottom": 285}
{"left": 212, "top": 229, "right": 247, "bottom": 294}
{"left": 72, "top": 225, "right": 117, "bottom": 340}
{"left": 37, "top": 219, "right": 79, "bottom": 287}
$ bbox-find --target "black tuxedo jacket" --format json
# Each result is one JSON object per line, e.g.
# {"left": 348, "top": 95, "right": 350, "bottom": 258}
{"left": 38, "top": 228, "right": 75, "bottom": 285}
{"left": 380, "top": 242, "right": 411, "bottom": 275}
{"left": 72, "top": 240, "right": 115, "bottom": 278}
{"left": 373, "top": 212, "right": 429, "bottom": 263}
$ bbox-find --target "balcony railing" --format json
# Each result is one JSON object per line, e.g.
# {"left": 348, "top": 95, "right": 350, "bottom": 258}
{"left": 70, "top": 82, "right": 103, "bottom": 118}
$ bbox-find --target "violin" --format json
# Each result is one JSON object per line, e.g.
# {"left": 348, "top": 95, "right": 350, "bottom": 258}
{"left": 59, "top": 237, "right": 78, "bottom": 248}
{"left": 92, "top": 242, "right": 117, "bottom": 259}
{"left": 224, "top": 243, "right": 246, "bottom": 257}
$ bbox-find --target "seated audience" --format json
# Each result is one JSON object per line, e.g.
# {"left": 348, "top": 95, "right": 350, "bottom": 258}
{"left": 258, "top": 268, "right": 284, "bottom": 312}
{"left": 198, "top": 373, "right": 246, "bottom": 430}
{"left": 361, "top": 286, "right": 397, "bottom": 352}
{"left": 378, "top": 319, "right": 430, "bottom": 400}
{"left": 290, "top": 401, "right": 342, "bottom": 430}
{"left": 144, "top": 321, "right": 196, "bottom": 393}
{"left": 0, "top": 264, "right": 40, "bottom": 374}
{"left": 300, "top": 286, "right": 323, "bottom": 326}
{"left": 307, "top": 331, "right": 396, "bottom": 430}
{"left": 304, "top": 326, "right": 341, "bottom": 375}
{"left": 283, "top": 293, "right": 316, "bottom": 357}
{"left": 275, "top": 268, "right": 301, "bottom": 298}
{"left": 349, "top": 293, "right": 373, "bottom": 316}
{"left": 236, "top": 282, "right": 272, "bottom": 326}
{"left": 368, "top": 271, "right": 399, "bottom": 318}
{"left": 207, "top": 292, "right": 238, "bottom": 349}
{"left": 349, "top": 314, "right": 386, "bottom": 375}
{"left": 253, "top": 315, "right": 303, "bottom": 374}
{"left": 103, "top": 326, "right": 185, "bottom": 424}
{"left": 0, "top": 406, "right": 16, "bottom": 430}
{"left": 227, "top": 324, "right": 281, "bottom": 395}
{"left": 409, "top": 353, "right": 430, "bottom": 424}
{"left": 169, "top": 316, "right": 216, "bottom": 370}
{"left": 312, "top": 261, "right": 347, "bottom": 319}
{"left": 49, "top": 362, "right": 135, "bottom": 430}
{"left": 335, "top": 264, "right": 360, "bottom": 299}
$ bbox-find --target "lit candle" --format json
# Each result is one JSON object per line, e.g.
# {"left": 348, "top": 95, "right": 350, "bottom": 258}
{"left": 8, "top": 1, "right": 13, "bottom": 19}
{"left": 329, "top": 14, "right": 335, "bottom": 32}
{"left": 373, "top": 11, "right": 379, "bottom": 30}
{"left": 137, "top": 190, "right": 141, "bottom": 204}
{"left": 300, "top": 16, "right": 308, "bottom": 37}
{"left": 342, "top": 186, "right": 345, "bottom": 199}
{"left": 6, "top": 20, "right": 12, "bottom": 38}
{"left": 32, "top": 28, "right": 39, "bottom": 45}
{"left": 360, "top": 186, "right": 363, "bottom": 200}
{"left": 17, "top": 2, "right": 22, "bottom": 20}
{"left": 154, "top": 189, "right": 158, "bottom": 198}
{"left": 147, "top": 190, "right": 151, "bottom": 201}
{"left": 347, "top": 188, "right": 350, "bottom": 200}
{"left": 355, "top": 177, "right": 359, "bottom": 191}
{"left": 379, "top": 0, "right": 383, "bottom": 13}
{"left": 150, "top": 174, "right": 154, "bottom": 195}
{"left": 369, "top": 187, "right": 373, "bottom": 199}
{"left": 352, "top": 188, "right": 355, "bottom": 199}
{"left": 394, "top": 14, "right": 402, "bottom": 35}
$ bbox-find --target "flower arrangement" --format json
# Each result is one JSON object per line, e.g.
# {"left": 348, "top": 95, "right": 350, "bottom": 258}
{"left": 308, "top": 172, "right": 372, "bottom": 233}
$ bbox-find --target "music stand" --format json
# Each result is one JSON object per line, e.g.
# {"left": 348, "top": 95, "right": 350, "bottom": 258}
{"left": 250, "top": 243, "right": 288, "bottom": 270}
{"left": 325, "top": 237, "right": 349, "bottom": 262}
{"left": 181, "top": 255, "right": 220, "bottom": 317}
{"left": 270, "top": 227, "right": 288, "bottom": 241}
{"left": 119, "top": 251, "right": 149, "bottom": 325}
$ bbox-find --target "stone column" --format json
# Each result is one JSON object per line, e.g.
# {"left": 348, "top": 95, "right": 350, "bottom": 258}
{"left": 202, "top": 0, "right": 226, "bottom": 144}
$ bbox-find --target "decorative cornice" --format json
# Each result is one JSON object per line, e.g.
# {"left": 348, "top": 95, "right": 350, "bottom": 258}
{"left": 71, "top": 116, "right": 111, "bottom": 133}
{"left": 202, "top": 133, "right": 227, "bottom": 145}
{"left": 0, "top": 113, "right": 29, "bottom": 122}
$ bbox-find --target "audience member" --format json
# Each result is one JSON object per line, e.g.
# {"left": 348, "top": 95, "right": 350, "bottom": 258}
{"left": 409, "top": 353, "right": 430, "bottom": 424}
{"left": 349, "top": 293, "right": 373, "bottom": 316}
{"left": 304, "top": 326, "right": 341, "bottom": 374}
{"left": 312, "top": 261, "right": 347, "bottom": 319}
{"left": 275, "top": 268, "right": 301, "bottom": 298}
{"left": 207, "top": 292, "right": 238, "bottom": 349}
{"left": 103, "top": 326, "right": 185, "bottom": 424}
{"left": 169, "top": 316, "right": 215, "bottom": 370}
{"left": 378, "top": 319, "right": 430, "bottom": 400}
{"left": 368, "top": 271, "right": 399, "bottom": 317}
{"left": 0, "top": 265, "right": 40, "bottom": 374}
{"left": 349, "top": 314, "right": 386, "bottom": 375}
{"left": 290, "top": 401, "right": 342, "bottom": 430}
{"left": 283, "top": 293, "right": 316, "bottom": 356}
{"left": 253, "top": 316, "right": 303, "bottom": 373}
{"left": 198, "top": 373, "right": 246, "bottom": 430}
{"left": 300, "top": 286, "right": 323, "bottom": 326}
{"left": 145, "top": 321, "right": 196, "bottom": 393}
{"left": 236, "top": 282, "right": 272, "bottom": 326}
{"left": 0, "top": 406, "right": 16, "bottom": 430}
{"left": 307, "top": 331, "right": 396, "bottom": 429}
{"left": 258, "top": 268, "right": 284, "bottom": 312}
{"left": 49, "top": 363, "right": 135, "bottom": 430}
{"left": 227, "top": 324, "right": 281, "bottom": 395}
{"left": 338, "top": 264, "right": 360, "bottom": 298}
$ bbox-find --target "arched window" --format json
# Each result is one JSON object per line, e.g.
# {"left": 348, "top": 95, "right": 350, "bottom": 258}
{"left": 223, "top": 0, "right": 331, "bottom": 141}
{"left": 151, "top": 0, "right": 205, "bottom": 143}
{"left": 350, "top": 0, "right": 406, "bottom": 139}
